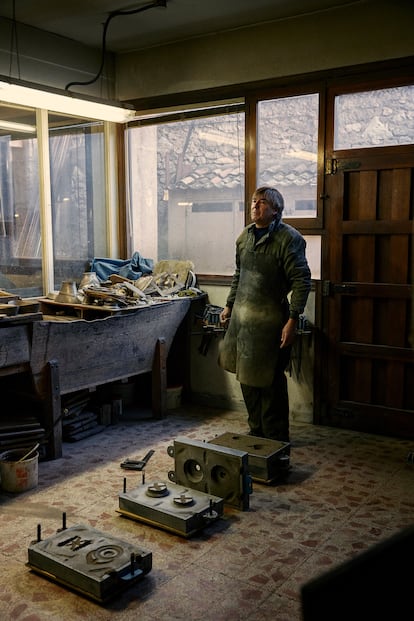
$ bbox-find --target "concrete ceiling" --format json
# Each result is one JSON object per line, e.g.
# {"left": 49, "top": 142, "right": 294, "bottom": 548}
{"left": 0, "top": 0, "right": 357, "bottom": 54}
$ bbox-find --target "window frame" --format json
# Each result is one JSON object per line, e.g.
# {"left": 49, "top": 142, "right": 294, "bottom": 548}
{"left": 0, "top": 104, "right": 120, "bottom": 296}
{"left": 245, "top": 82, "right": 325, "bottom": 232}
{"left": 125, "top": 88, "right": 325, "bottom": 283}
{"left": 125, "top": 102, "right": 246, "bottom": 280}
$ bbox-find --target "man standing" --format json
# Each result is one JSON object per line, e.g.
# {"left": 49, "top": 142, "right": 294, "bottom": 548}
{"left": 219, "top": 186, "right": 311, "bottom": 442}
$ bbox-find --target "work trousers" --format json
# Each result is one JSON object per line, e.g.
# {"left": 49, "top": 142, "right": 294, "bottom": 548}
{"left": 240, "top": 346, "right": 291, "bottom": 442}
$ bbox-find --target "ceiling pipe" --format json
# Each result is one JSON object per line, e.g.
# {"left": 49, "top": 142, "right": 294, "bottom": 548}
{"left": 65, "top": 0, "right": 168, "bottom": 91}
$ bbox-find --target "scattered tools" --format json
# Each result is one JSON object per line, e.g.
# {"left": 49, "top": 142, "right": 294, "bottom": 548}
{"left": 120, "top": 449, "right": 155, "bottom": 471}
{"left": 201, "top": 304, "right": 224, "bottom": 327}
{"left": 196, "top": 303, "right": 226, "bottom": 355}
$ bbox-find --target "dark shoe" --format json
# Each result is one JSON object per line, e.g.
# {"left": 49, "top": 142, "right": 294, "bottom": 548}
{"left": 247, "top": 429, "right": 263, "bottom": 437}
{"left": 267, "top": 435, "right": 290, "bottom": 443}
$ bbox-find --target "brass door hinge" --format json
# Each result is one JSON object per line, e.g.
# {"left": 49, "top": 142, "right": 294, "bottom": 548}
{"left": 325, "top": 158, "right": 337, "bottom": 175}
{"left": 325, "top": 158, "right": 361, "bottom": 175}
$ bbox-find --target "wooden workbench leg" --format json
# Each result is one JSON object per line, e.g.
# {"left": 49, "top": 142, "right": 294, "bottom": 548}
{"left": 152, "top": 337, "right": 167, "bottom": 418}
{"left": 42, "top": 360, "right": 63, "bottom": 459}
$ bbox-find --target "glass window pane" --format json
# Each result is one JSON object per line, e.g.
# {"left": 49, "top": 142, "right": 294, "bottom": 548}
{"left": 257, "top": 93, "right": 319, "bottom": 218}
{"left": 0, "top": 104, "right": 41, "bottom": 296}
{"left": 49, "top": 114, "right": 106, "bottom": 290}
{"left": 127, "top": 112, "right": 245, "bottom": 275}
{"left": 334, "top": 85, "right": 414, "bottom": 149}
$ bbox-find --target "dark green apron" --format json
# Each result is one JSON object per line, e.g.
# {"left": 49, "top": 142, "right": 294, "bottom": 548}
{"left": 219, "top": 246, "right": 288, "bottom": 387}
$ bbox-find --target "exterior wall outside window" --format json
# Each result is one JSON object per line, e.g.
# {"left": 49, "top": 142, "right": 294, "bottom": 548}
{"left": 127, "top": 98, "right": 321, "bottom": 277}
{"left": 334, "top": 85, "right": 414, "bottom": 149}
{"left": 257, "top": 93, "right": 319, "bottom": 218}
{"left": 127, "top": 112, "right": 245, "bottom": 275}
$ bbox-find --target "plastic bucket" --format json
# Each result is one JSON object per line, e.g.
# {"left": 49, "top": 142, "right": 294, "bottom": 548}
{"left": 0, "top": 449, "right": 39, "bottom": 493}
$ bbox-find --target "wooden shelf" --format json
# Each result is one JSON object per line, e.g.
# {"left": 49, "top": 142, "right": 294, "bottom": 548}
{"left": 39, "top": 298, "right": 153, "bottom": 320}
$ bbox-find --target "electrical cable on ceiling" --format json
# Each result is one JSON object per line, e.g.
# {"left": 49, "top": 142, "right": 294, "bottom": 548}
{"left": 65, "top": 0, "right": 167, "bottom": 91}
{"left": 9, "top": 0, "right": 21, "bottom": 79}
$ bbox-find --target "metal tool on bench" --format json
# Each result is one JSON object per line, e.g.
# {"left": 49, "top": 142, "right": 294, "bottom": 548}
{"left": 120, "top": 449, "right": 155, "bottom": 471}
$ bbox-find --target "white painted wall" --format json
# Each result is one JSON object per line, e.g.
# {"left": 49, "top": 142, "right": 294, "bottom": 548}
{"left": 116, "top": 1, "right": 414, "bottom": 102}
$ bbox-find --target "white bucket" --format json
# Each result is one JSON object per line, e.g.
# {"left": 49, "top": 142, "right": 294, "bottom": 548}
{"left": 0, "top": 449, "right": 39, "bottom": 493}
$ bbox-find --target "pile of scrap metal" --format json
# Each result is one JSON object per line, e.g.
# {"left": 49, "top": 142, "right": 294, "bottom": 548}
{"left": 78, "top": 277, "right": 151, "bottom": 308}
{"left": 78, "top": 260, "right": 201, "bottom": 308}
{"left": 139, "top": 259, "right": 198, "bottom": 296}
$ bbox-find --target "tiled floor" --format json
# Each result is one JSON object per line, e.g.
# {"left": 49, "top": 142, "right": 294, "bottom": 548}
{"left": 1, "top": 404, "right": 413, "bottom": 620}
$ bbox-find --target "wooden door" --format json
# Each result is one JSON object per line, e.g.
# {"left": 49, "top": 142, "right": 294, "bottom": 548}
{"left": 319, "top": 147, "right": 414, "bottom": 438}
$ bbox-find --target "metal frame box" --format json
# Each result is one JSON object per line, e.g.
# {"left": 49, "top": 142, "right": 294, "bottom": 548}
{"left": 208, "top": 432, "right": 290, "bottom": 484}
{"left": 118, "top": 479, "right": 224, "bottom": 537}
{"left": 27, "top": 523, "right": 152, "bottom": 603}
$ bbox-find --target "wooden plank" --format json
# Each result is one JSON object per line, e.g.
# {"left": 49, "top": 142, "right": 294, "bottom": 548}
{"left": 343, "top": 235, "right": 375, "bottom": 282}
{"left": 151, "top": 338, "right": 167, "bottom": 418}
{"left": 379, "top": 168, "right": 412, "bottom": 220}
{"left": 342, "top": 221, "right": 412, "bottom": 234}
{"left": 0, "top": 312, "right": 42, "bottom": 325}
{"left": 0, "top": 363, "right": 30, "bottom": 377}
{"left": 347, "top": 170, "right": 377, "bottom": 220}
{"left": 372, "top": 358, "right": 405, "bottom": 410}
{"left": 339, "top": 342, "right": 413, "bottom": 363}
{"left": 41, "top": 360, "right": 62, "bottom": 459}
{"left": 29, "top": 299, "right": 190, "bottom": 459}
{"left": 30, "top": 299, "right": 190, "bottom": 397}
{"left": 336, "top": 283, "right": 411, "bottom": 298}
{"left": 331, "top": 400, "right": 414, "bottom": 438}
{"left": 341, "top": 297, "right": 373, "bottom": 343}
{"left": 0, "top": 325, "right": 31, "bottom": 369}
{"left": 341, "top": 357, "right": 372, "bottom": 403}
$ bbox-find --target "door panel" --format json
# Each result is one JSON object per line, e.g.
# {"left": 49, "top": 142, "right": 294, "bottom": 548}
{"left": 321, "top": 151, "right": 414, "bottom": 438}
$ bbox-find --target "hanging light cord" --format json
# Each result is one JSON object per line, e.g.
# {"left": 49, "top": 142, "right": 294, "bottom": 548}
{"left": 65, "top": 0, "right": 167, "bottom": 91}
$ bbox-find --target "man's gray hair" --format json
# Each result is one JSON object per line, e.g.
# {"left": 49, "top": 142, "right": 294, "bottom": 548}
{"left": 255, "top": 186, "right": 284, "bottom": 213}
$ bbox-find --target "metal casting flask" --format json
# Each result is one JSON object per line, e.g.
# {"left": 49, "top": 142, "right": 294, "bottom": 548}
{"left": 56, "top": 280, "right": 78, "bottom": 303}
{"left": 79, "top": 271, "right": 100, "bottom": 290}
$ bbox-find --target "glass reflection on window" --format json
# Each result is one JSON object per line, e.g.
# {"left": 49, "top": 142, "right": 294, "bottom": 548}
{"left": 48, "top": 114, "right": 106, "bottom": 290}
{"left": 0, "top": 103, "right": 41, "bottom": 295}
{"left": 257, "top": 93, "right": 319, "bottom": 218}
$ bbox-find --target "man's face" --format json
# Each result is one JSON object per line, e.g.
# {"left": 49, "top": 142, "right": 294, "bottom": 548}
{"left": 250, "top": 194, "right": 278, "bottom": 228}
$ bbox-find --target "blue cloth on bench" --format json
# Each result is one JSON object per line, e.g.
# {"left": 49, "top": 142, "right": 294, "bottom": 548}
{"left": 91, "top": 252, "right": 154, "bottom": 281}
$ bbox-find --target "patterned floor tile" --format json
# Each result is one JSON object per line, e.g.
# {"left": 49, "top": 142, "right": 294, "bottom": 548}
{"left": 1, "top": 404, "right": 413, "bottom": 620}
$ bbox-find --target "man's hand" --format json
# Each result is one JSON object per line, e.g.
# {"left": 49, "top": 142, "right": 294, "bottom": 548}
{"left": 220, "top": 306, "right": 232, "bottom": 325}
{"left": 280, "top": 318, "right": 297, "bottom": 348}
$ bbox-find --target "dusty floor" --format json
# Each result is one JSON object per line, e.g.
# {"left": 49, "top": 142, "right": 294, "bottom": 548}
{"left": 1, "top": 404, "right": 413, "bottom": 620}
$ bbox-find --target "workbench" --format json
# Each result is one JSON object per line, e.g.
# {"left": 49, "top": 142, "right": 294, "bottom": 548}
{"left": 0, "top": 298, "right": 192, "bottom": 460}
